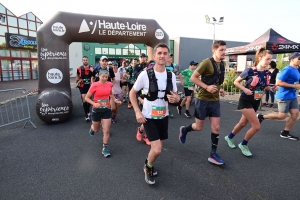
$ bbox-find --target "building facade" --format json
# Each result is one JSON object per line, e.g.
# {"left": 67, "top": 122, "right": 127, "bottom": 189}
{"left": 0, "top": 3, "right": 42, "bottom": 82}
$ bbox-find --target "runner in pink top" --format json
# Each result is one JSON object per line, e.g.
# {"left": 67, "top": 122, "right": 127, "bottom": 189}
{"left": 112, "top": 63, "right": 124, "bottom": 123}
{"left": 85, "top": 69, "right": 122, "bottom": 158}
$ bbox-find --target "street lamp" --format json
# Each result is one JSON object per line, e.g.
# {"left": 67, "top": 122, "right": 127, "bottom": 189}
{"left": 205, "top": 15, "right": 224, "bottom": 43}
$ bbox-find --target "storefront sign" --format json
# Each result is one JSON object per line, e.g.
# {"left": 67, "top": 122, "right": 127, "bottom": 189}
{"left": 5, "top": 33, "right": 37, "bottom": 49}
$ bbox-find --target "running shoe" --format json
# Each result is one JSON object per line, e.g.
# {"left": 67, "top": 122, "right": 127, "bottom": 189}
{"left": 224, "top": 136, "right": 236, "bottom": 148}
{"left": 256, "top": 113, "right": 264, "bottom": 123}
{"left": 177, "top": 106, "right": 182, "bottom": 115}
{"left": 89, "top": 128, "right": 94, "bottom": 136}
{"left": 145, "top": 158, "right": 158, "bottom": 176}
{"left": 136, "top": 128, "right": 143, "bottom": 141}
{"left": 208, "top": 153, "right": 225, "bottom": 165}
{"left": 179, "top": 126, "right": 187, "bottom": 144}
{"left": 102, "top": 148, "right": 111, "bottom": 157}
{"left": 143, "top": 136, "right": 151, "bottom": 146}
{"left": 169, "top": 111, "right": 174, "bottom": 118}
{"left": 123, "top": 98, "right": 127, "bottom": 103}
{"left": 143, "top": 165, "right": 155, "bottom": 185}
{"left": 85, "top": 116, "right": 90, "bottom": 122}
{"left": 269, "top": 104, "right": 274, "bottom": 108}
{"left": 184, "top": 110, "right": 191, "bottom": 118}
{"left": 263, "top": 103, "right": 268, "bottom": 107}
{"left": 128, "top": 103, "right": 132, "bottom": 109}
{"left": 280, "top": 131, "right": 298, "bottom": 140}
{"left": 238, "top": 143, "right": 252, "bottom": 157}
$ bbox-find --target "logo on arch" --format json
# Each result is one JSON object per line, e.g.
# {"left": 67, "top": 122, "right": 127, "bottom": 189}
{"left": 52, "top": 22, "right": 66, "bottom": 36}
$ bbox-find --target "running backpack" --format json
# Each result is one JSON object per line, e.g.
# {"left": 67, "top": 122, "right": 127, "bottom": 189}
{"left": 248, "top": 67, "right": 270, "bottom": 91}
{"left": 201, "top": 58, "right": 225, "bottom": 85}
{"left": 144, "top": 68, "right": 173, "bottom": 101}
{"left": 77, "top": 65, "right": 93, "bottom": 88}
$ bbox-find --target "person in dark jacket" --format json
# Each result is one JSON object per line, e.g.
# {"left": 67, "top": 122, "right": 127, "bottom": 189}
{"left": 263, "top": 61, "right": 279, "bottom": 108}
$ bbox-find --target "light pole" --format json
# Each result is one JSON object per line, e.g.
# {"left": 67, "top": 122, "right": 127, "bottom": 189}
{"left": 205, "top": 15, "right": 224, "bottom": 43}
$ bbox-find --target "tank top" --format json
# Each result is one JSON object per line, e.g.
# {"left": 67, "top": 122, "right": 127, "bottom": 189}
{"left": 112, "top": 71, "right": 123, "bottom": 94}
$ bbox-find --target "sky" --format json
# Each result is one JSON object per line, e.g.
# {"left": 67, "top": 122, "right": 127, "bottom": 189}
{"left": 2, "top": 0, "right": 300, "bottom": 43}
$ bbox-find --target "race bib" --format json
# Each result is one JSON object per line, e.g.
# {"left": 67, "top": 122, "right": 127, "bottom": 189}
{"left": 151, "top": 106, "right": 167, "bottom": 119}
{"left": 254, "top": 90, "right": 263, "bottom": 100}
{"left": 188, "top": 86, "right": 194, "bottom": 91}
{"left": 97, "top": 99, "right": 110, "bottom": 108}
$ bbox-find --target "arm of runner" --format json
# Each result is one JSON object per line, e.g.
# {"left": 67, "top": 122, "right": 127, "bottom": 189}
{"left": 130, "top": 88, "right": 146, "bottom": 124}
{"left": 85, "top": 92, "right": 99, "bottom": 108}
{"left": 190, "top": 70, "right": 218, "bottom": 93}
{"left": 276, "top": 79, "right": 300, "bottom": 89}
{"left": 179, "top": 73, "right": 184, "bottom": 85}
{"left": 234, "top": 76, "right": 253, "bottom": 95}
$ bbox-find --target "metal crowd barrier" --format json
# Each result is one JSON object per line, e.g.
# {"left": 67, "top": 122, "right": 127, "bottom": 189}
{"left": 0, "top": 88, "right": 36, "bottom": 129}
{"left": 220, "top": 75, "right": 241, "bottom": 103}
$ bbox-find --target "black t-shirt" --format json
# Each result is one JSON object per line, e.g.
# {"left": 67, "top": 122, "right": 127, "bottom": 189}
{"left": 134, "top": 62, "right": 147, "bottom": 78}
{"left": 92, "top": 66, "right": 115, "bottom": 82}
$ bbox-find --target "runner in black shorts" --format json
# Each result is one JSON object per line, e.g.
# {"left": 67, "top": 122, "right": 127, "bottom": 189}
{"left": 76, "top": 56, "right": 93, "bottom": 121}
{"left": 177, "top": 60, "right": 198, "bottom": 118}
{"left": 130, "top": 43, "right": 180, "bottom": 185}
{"left": 224, "top": 47, "right": 272, "bottom": 156}
{"left": 179, "top": 40, "right": 227, "bottom": 166}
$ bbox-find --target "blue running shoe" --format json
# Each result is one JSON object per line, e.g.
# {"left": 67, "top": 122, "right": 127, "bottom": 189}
{"left": 102, "top": 148, "right": 111, "bottom": 158}
{"left": 179, "top": 126, "right": 187, "bottom": 144}
{"left": 208, "top": 153, "right": 225, "bottom": 165}
{"left": 89, "top": 128, "right": 94, "bottom": 136}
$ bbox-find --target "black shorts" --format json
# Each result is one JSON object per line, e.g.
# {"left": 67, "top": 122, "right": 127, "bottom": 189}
{"left": 91, "top": 108, "right": 112, "bottom": 122}
{"left": 79, "top": 84, "right": 90, "bottom": 94}
{"left": 120, "top": 82, "right": 128, "bottom": 87}
{"left": 128, "top": 83, "right": 134, "bottom": 92}
{"left": 237, "top": 96, "right": 260, "bottom": 112}
{"left": 184, "top": 87, "right": 193, "bottom": 97}
{"left": 143, "top": 116, "right": 169, "bottom": 141}
{"left": 194, "top": 99, "right": 220, "bottom": 120}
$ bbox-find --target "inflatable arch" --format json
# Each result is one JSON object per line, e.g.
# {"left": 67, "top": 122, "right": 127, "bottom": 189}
{"left": 36, "top": 11, "right": 169, "bottom": 124}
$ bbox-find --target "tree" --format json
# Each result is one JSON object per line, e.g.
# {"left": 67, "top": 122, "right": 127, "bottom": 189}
{"left": 276, "top": 53, "right": 290, "bottom": 71}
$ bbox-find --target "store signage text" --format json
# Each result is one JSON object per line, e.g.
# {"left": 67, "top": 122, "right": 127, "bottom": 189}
{"left": 5, "top": 33, "right": 37, "bottom": 49}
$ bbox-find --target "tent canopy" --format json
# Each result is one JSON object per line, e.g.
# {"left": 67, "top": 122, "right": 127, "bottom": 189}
{"left": 226, "top": 28, "right": 300, "bottom": 55}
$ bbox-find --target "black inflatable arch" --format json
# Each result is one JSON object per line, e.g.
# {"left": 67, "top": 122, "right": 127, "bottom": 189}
{"left": 36, "top": 11, "right": 169, "bottom": 124}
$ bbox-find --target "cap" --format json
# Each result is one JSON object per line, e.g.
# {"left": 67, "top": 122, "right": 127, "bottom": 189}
{"left": 288, "top": 52, "right": 300, "bottom": 60}
{"left": 108, "top": 61, "right": 112, "bottom": 64}
{"left": 169, "top": 54, "right": 173, "bottom": 57}
{"left": 140, "top": 53, "right": 146, "bottom": 57}
{"left": 113, "top": 62, "right": 118, "bottom": 66}
{"left": 190, "top": 60, "right": 198, "bottom": 65}
{"left": 100, "top": 56, "right": 108, "bottom": 61}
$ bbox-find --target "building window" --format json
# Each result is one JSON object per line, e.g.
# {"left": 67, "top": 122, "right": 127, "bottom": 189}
{"left": 19, "top": 29, "right": 28, "bottom": 36}
{"left": 122, "top": 49, "right": 128, "bottom": 55}
{"left": 7, "top": 16, "right": 17, "bottom": 27}
{"left": 116, "top": 48, "right": 121, "bottom": 55}
{"left": 11, "top": 50, "right": 21, "bottom": 57}
{"left": 102, "top": 48, "right": 108, "bottom": 54}
{"left": 36, "top": 23, "right": 41, "bottom": 30}
{"left": 19, "top": 14, "right": 26, "bottom": 19}
{"left": 8, "top": 27, "right": 18, "bottom": 34}
{"left": 27, "top": 13, "right": 35, "bottom": 21}
{"left": 29, "top": 31, "right": 36, "bottom": 37}
{"left": 28, "top": 21, "right": 36, "bottom": 30}
{"left": 0, "top": 25, "right": 7, "bottom": 35}
{"left": 21, "top": 50, "right": 30, "bottom": 58}
{"left": 31, "top": 52, "right": 37, "bottom": 58}
{"left": 0, "top": 36, "right": 6, "bottom": 47}
{"left": 18, "top": 18, "right": 27, "bottom": 29}
{"left": 95, "top": 48, "right": 102, "bottom": 54}
{"left": 135, "top": 50, "right": 140, "bottom": 55}
{"left": 109, "top": 48, "right": 115, "bottom": 55}
{"left": 0, "top": 49, "right": 10, "bottom": 56}
{"left": 0, "top": 4, "right": 5, "bottom": 14}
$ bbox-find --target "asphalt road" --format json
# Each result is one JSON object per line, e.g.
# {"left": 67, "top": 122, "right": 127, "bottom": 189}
{"left": 1, "top": 81, "right": 300, "bottom": 200}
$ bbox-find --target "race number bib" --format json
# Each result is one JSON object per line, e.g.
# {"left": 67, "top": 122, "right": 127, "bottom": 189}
{"left": 254, "top": 90, "right": 263, "bottom": 100}
{"left": 97, "top": 99, "right": 110, "bottom": 108}
{"left": 151, "top": 106, "right": 167, "bottom": 119}
{"left": 188, "top": 86, "right": 194, "bottom": 91}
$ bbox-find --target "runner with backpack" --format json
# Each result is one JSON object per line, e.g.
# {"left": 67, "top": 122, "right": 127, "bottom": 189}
{"left": 76, "top": 56, "right": 94, "bottom": 121}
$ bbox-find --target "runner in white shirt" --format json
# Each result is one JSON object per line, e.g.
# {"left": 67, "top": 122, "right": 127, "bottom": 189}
{"left": 130, "top": 43, "right": 180, "bottom": 185}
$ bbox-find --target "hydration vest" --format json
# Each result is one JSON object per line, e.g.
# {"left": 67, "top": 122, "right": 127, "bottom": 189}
{"left": 144, "top": 68, "right": 173, "bottom": 101}
{"left": 77, "top": 65, "right": 93, "bottom": 87}
{"left": 201, "top": 58, "right": 225, "bottom": 85}
{"left": 248, "top": 67, "right": 270, "bottom": 91}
